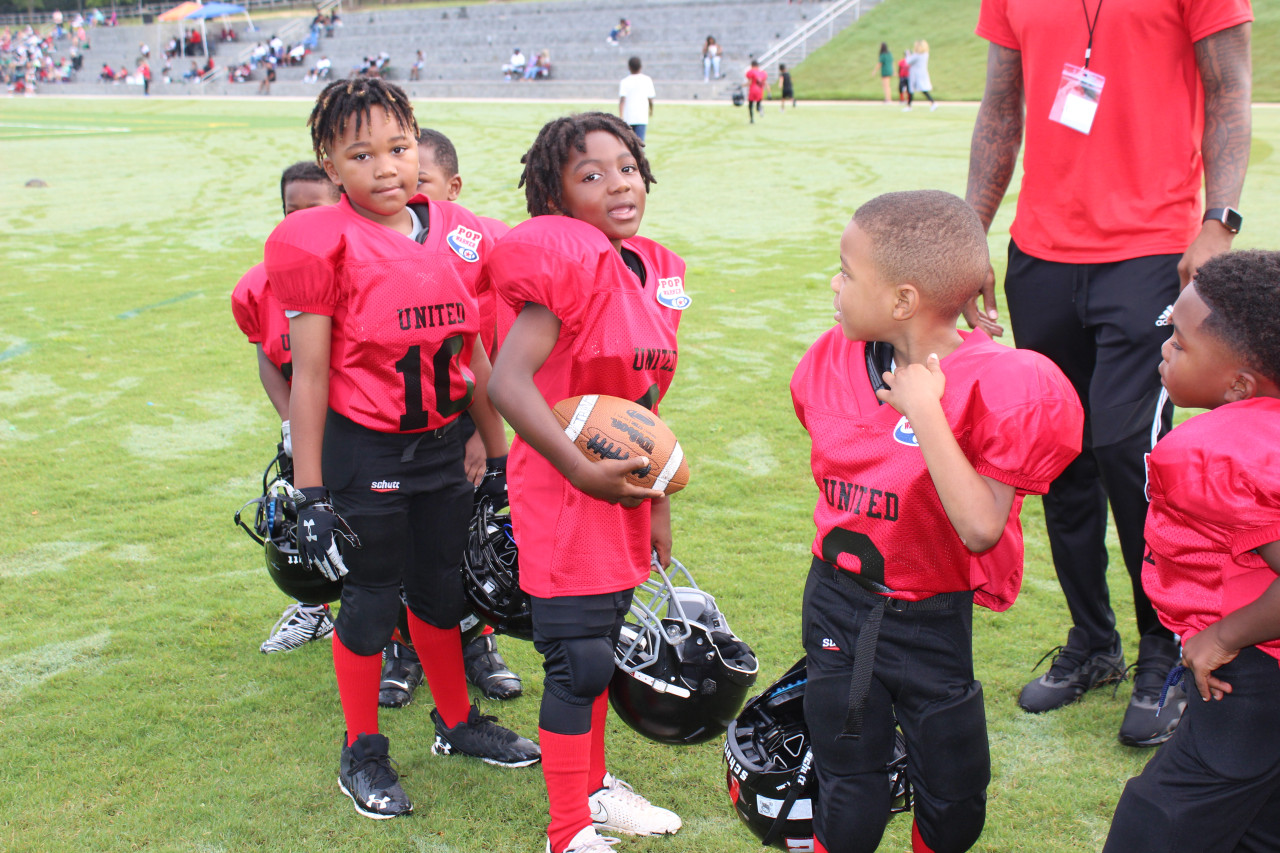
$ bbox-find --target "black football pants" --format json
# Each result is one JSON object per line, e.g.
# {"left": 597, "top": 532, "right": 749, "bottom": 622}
{"left": 1004, "top": 241, "right": 1177, "bottom": 654}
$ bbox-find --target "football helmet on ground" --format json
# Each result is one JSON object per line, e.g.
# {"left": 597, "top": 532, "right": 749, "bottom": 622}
{"left": 460, "top": 497, "right": 534, "bottom": 640}
{"left": 609, "top": 555, "right": 759, "bottom": 745}
{"left": 724, "top": 657, "right": 913, "bottom": 851}
{"left": 235, "top": 450, "right": 343, "bottom": 606}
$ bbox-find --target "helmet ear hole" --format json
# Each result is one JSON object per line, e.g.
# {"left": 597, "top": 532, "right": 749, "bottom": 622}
{"left": 609, "top": 555, "right": 760, "bottom": 745}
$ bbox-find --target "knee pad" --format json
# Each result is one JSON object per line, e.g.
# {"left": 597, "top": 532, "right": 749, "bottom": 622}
{"left": 332, "top": 512, "right": 407, "bottom": 656}
{"left": 334, "top": 582, "right": 401, "bottom": 656}
{"left": 907, "top": 683, "right": 989, "bottom": 853}
{"left": 541, "top": 635, "right": 617, "bottom": 705}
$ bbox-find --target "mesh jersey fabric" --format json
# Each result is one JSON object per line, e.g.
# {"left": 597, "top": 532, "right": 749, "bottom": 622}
{"left": 231, "top": 262, "right": 292, "bottom": 374}
{"left": 976, "top": 0, "right": 1253, "bottom": 264}
{"left": 475, "top": 215, "right": 511, "bottom": 359}
{"left": 790, "top": 328, "right": 1083, "bottom": 610}
{"left": 486, "top": 215, "right": 685, "bottom": 597}
{"left": 265, "top": 195, "right": 490, "bottom": 434}
{"left": 1143, "top": 397, "right": 1280, "bottom": 664}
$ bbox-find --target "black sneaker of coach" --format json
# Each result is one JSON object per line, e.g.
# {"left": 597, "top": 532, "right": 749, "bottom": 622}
{"left": 463, "top": 633, "right": 524, "bottom": 700}
{"left": 1018, "top": 627, "right": 1127, "bottom": 713}
{"left": 1118, "top": 634, "right": 1187, "bottom": 747}
{"left": 378, "top": 641, "right": 424, "bottom": 709}
{"left": 338, "top": 732, "right": 413, "bottom": 819}
{"left": 430, "top": 703, "right": 541, "bottom": 767}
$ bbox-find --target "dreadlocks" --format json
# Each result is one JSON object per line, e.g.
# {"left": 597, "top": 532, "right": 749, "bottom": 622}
{"left": 1194, "top": 250, "right": 1280, "bottom": 385}
{"left": 307, "top": 77, "right": 419, "bottom": 161}
{"left": 518, "top": 112, "right": 655, "bottom": 217}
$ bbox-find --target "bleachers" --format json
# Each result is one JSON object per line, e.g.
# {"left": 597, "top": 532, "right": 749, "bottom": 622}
{"left": 38, "top": 0, "right": 877, "bottom": 101}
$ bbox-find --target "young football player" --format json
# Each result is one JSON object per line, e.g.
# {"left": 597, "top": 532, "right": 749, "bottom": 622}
{"left": 1103, "top": 251, "right": 1280, "bottom": 853}
{"left": 487, "top": 112, "right": 689, "bottom": 853}
{"left": 264, "top": 78, "right": 539, "bottom": 821}
{"left": 789, "top": 190, "right": 1083, "bottom": 853}
{"left": 231, "top": 160, "right": 341, "bottom": 654}
{"left": 377, "top": 127, "right": 524, "bottom": 710}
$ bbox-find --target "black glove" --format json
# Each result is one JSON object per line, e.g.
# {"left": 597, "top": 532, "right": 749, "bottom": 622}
{"left": 475, "top": 455, "right": 508, "bottom": 510}
{"left": 293, "top": 487, "right": 361, "bottom": 581}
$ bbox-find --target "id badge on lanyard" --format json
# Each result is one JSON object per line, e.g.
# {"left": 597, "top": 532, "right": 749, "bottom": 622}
{"left": 1051, "top": 0, "right": 1106, "bottom": 135}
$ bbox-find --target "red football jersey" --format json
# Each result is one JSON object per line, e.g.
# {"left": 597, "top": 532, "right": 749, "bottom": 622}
{"left": 791, "top": 329, "right": 1082, "bottom": 610}
{"left": 487, "top": 215, "right": 686, "bottom": 598}
{"left": 1143, "top": 398, "right": 1280, "bottom": 665}
{"left": 231, "top": 262, "right": 292, "bottom": 378}
{"left": 475, "top": 215, "right": 511, "bottom": 359}
{"left": 265, "top": 195, "right": 490, "bottom": 433}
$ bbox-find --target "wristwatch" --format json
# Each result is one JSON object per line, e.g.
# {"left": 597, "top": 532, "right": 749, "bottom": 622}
{"left": 1203, "top": 207, "right": 1243, "bottom": 234}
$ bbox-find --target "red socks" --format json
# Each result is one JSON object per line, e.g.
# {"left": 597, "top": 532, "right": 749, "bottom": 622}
{"left": 912, "top": 822, "right": 937, "bottom": 853}
{"left": 587, "top": 692, "right": 609, "bottom": 793}
{"left": 540, "top": 728, "right": 593, "bottom": 853}
{"left": 404, "top": 609, "right": 471, "bottom": 728}
{"left": 332, "top": 632, "right": 381, "bottom": 746}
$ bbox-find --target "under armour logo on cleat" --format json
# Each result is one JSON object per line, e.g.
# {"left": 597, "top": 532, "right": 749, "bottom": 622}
{"left": 302, "top": 518, "right": 318, "bottom": 543}
{"left": 366, "top": 794, "right": 391, "bottom": 809}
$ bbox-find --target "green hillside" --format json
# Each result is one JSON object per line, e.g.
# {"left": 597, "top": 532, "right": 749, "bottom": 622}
{"left": 795, "top": 0, "right": 1280, "bottom": 102}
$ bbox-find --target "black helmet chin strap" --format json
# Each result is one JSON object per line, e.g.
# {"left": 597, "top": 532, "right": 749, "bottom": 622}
{"left": 759, "top": 746, "right": 813, "bottom": 848}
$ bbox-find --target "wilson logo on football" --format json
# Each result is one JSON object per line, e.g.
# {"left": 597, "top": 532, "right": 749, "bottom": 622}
{"left": 446, "top": 225, "right": 482, "bottom": 263}
{"left": 892, "top": 416, "right": 920, "bottom": 448}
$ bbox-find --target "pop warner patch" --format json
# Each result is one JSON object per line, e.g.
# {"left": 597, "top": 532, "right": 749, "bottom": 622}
{"left": 446, "top": 225, "right": 482, "bottom": 262}
{"left": 656, "top": 276, "right": 691, "bottom": 310}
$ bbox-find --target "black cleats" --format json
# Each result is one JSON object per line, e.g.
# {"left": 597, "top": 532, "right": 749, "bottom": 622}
{"left": 338, "top": 732, "right": 413, "bottom": 819}
{"left": 464, "top": 633, "right": 524, "bottom": 700}
{"left": 1118, "top": 634, "right": 1187, "bottom": 747}
{"left": 430, "top": 703, "right": 541, "bottom": 767}
{"left": 378, "top": 641, "right": 424, "bottom": 709}
{"left": 1018, "top": 628, "right": 1127, "bottom": 713}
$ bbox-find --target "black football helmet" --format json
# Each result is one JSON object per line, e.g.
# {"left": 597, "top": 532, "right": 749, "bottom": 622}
{"left": 724, "top": 657, "right": 913, "bottom": 851}
{"left": 234, "top": 450, "right": 343, "bottom": 606}
{"left": 609, "top": 555, "right": 760, "bottom": 745}
{"left": 460, "top": 497, "right": 534, "bottom": 641}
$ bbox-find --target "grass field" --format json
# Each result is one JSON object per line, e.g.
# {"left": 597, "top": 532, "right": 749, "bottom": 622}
{"left": 1, "top": 97, "right": 1279, "bottom": 853}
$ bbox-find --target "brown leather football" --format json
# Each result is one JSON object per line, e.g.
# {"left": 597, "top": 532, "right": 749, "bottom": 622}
{"left": 552, "top": 394, "right": 689, "bottom": 495}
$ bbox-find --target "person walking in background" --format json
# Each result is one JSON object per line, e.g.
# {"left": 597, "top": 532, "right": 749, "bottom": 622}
{"left": 905, "top": 40, "right": 936, "bottom": 111}
{"left": 619, "top": 55, "right": 656, "bottom": 141}
{"left": 878, "top": 42, "right": 894, "bottom": 103}
{"left": 897, "top": 50, "right": 910, "bottom": 104}
{"left": 702, "top": 35, "right": 721, "bottom": 81}
{"left": 745, "top": 58, "right": 769, "bottom": 124}
{"left": 778, "top": 62, "right": 796, "bottom": 110}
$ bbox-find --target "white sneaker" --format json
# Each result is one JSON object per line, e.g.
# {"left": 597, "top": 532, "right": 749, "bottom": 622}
{"left": 259, "top": 603, "right": 333, "bottom": 653}
{"left": 546, "top": 826, "right": 620, "bottom": 853}
{"left": 589, "top": 773, "right": 681, "bottom": 836}
{"left": 930, "top": 102, "right": 939, "bottom": 111}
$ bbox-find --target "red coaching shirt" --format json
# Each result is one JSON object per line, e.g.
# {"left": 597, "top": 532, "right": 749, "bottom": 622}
{"left": 791, "top": 329, "right": 1082, "bottom": 610}
{"left": 231, "top": 262, "right": 291, "bottom": 377}
{"left": 976, "top": 0, "right": 1252, "bottom": 264}
{"left": 487, "top": 215, "right": 685, "bottom": 598}
{"left": 1143, "top": 398, "right": 1280, "bottom": 665}
{"left": 265, "top": 195, "right": 490, "bottom": 434}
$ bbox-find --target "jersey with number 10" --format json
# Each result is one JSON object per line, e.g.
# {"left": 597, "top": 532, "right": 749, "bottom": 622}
{"left": 265, "top": 195, "right": 489, "bottom": 434}
{"left": 791, "top": 329, "right": 1082, "bottom": 610}
{"left": 487, "top": 215, "right": 685, "bottom": 597}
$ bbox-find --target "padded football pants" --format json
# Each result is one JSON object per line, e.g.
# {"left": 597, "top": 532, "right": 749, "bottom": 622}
{"left": 531, "top": 592, "right": 634, "bottom": 735}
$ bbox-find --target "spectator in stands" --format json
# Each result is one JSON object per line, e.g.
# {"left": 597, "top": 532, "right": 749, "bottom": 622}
{"left": 259, "top": 60, "right": 275, "bottom": 94}
{"left": 139, "top": 42, "right": 150, "bottom": 59}
{"left": 183, "top": 60, "right": 200, "bottom": 81}
{"left": 607, "top": 17, "right": 631, "bottom": 46}
{"left": 702, "top": 35, "right": 722, "bottom": 81}
{"left": 138, "top": 57, "right": 151, "bottom": 95}
{"left": 502, "top": 47, "right": 525, "bottom": 80}
{"left": 523, "top": 49, "right": 550, "bottom": 81}
{"left": 410, "top": 49, "right": 424, "bottom": 81}
{"left": 289, "top": 43, "right": 307, "bottom": 65}
{"left": 315, "top": 55, "right": 331, "bottom": 79}
{"left": 99, "top": 61, "right": 114, "bottom": 82}
{"left": 618, "top": 55, "right": 655, "bottom": 140}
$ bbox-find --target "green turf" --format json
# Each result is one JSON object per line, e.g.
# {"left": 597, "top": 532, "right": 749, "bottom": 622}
{"left": 1, "top": 97, "right": 1279, "bottom": 852}
{"left": 795, "top": 0, "right": 1280, "bottom": 103}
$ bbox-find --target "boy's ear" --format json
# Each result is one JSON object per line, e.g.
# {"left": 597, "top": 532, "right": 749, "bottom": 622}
{"left": 891, "top": 282, "right": 920, "bottom": 321}
{"left": 321, "top": 156, "right": 341, "bottom": 188}
{"left": 1224, "top": 370, "right": 1259, "bottom": 404}
{"left": 447, "top": 173, "right": 463, "bottom": 202}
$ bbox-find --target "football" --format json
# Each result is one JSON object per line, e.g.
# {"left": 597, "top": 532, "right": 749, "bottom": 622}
{"left": 552, "top": 394, "right": 689, "bottom": 495}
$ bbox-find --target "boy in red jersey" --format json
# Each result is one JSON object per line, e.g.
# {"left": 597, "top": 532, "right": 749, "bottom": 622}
{"left": 487, "top": 112, "right": 689, "bottom": 853}
{"left": 232, "top": 160, "right": 341, "bottom": 654}
{"left": 1104, "top": 251, "right": 1280, "bottom": 853}
{"left": 265, "top": 79, "right": 539, "bottom": 821}
{"left": 744, "top": 58, "right": 769, "bottom": 124}
{"left": 790, "top": 190, "right": 1083, "bottom": 853}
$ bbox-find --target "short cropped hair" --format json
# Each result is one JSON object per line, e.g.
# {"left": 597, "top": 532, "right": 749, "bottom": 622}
{"left": 852, "top": 190, "right": 989, "bottom": 318}
{"left": 417, "top": 127, "right": 460, "bottom": 178}
{"left": 1193, "top": 250, "right": 1280, "bottom": 385}
{"left": 628, "top": 56, "right": 641, "bottom": 73}
{"left": 279, "top": 160, "right": 337, "bottom": 215}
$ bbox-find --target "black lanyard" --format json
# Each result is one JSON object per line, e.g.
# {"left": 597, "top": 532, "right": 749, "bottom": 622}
{"left": 1081, "top": 0, "right": 1104, "bottom": 69}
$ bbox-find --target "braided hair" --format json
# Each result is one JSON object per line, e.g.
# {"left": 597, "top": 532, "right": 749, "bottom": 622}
{"left": 307, "top": 77, "right": 419, "bottom": 161}
{"left": 518, "top": 112, "right": 655, "bottom": 217}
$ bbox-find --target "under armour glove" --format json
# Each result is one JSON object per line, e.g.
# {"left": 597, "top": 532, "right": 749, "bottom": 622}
{"left": 476, "top": 455, "right": 508, "bottom": 510}
{"left": 293, "top": 486, "right": 361, "bottom": 581}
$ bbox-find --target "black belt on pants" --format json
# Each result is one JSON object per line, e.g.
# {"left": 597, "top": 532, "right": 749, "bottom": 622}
{"left": 811, "top": 556, "right": 971, "bottom": 739}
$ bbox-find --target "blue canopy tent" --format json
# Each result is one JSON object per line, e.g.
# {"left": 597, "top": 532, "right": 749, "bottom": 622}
{"left": 184, "top": 3, "right": 254, "bottom": 58}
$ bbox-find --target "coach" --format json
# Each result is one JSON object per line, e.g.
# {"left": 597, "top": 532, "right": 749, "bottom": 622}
{"left": 965, "top": 0, "right": 1252, "bottom": 747}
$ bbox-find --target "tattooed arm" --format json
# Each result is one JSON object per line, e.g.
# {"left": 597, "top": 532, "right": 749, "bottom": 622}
{"left": 963, "top": 42, "right": 1024, "bottom": 337}
{"left": 1179, "top": 22, "right": 1252, "bottom": 289}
